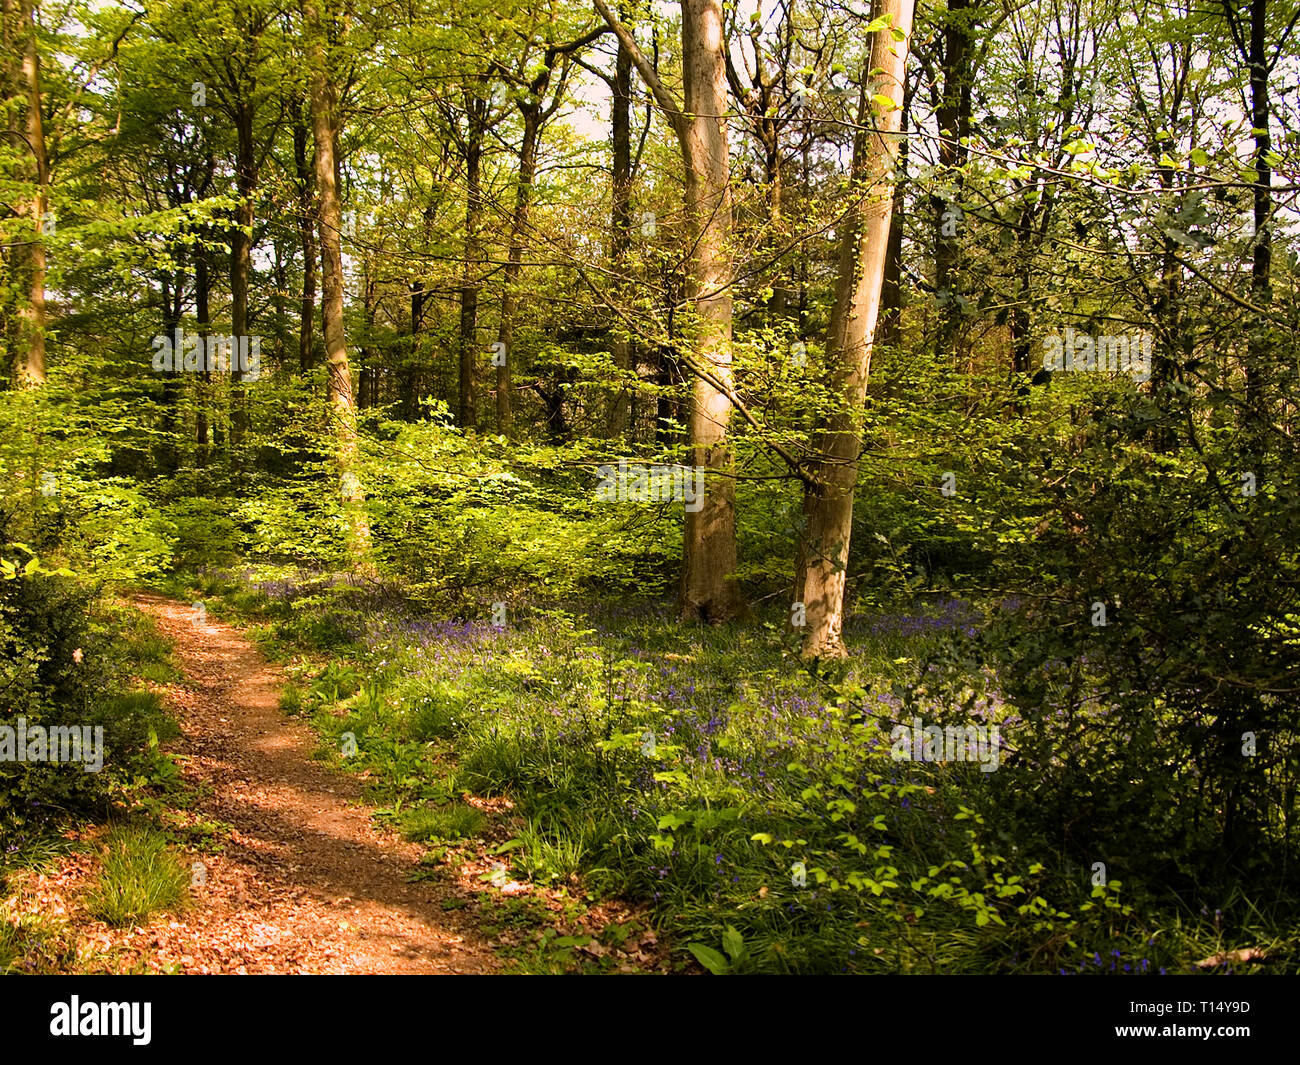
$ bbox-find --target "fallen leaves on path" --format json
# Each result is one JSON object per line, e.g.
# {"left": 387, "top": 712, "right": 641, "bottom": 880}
{"left": 11, "top": 593, "right": 502, "bottom": 974}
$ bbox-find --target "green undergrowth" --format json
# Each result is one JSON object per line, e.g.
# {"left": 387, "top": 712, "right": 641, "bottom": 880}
{"left": 185, "top": 570, "right": 1300, "bottom": 975}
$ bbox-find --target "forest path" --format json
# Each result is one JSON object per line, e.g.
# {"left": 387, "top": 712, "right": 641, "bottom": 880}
{"left": 115, "top": 592, "right": 498, "bottom": 974}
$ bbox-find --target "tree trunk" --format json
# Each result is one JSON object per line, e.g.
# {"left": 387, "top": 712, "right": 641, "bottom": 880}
{"left": 230, "top": 101, "right": 256, "bottom": 441}
{"left": 655, "top": 345, "right": 683, "bottom": 448}
{"left": 1225, "top": 0, "right": 1271, "bottom": 858}
{"left": 293, "top": 106, "right": 318, "bottom": 373}
{"left": 15, "top": 0, "right": 47, "bottom": 387}
{"left": 766, "top": 128, "right": 792, "bottom": 322}
{"left": 458, "top": 91, "right": 485, "bottom": 431}
{"left": 159, "top": 271, "right": 184, "bottom": 475}
{"left": 676, "top": 0, "right": 744, "bottom": 622}
{"left": 595, "top": 0, "right": 746, "bottom": 621}
{"left": 795, "top": 0, "right": 914, "bottom": 659}
{"left": 303, "top": 0, "right": 371, "bottom": 568}
{"left": 495, "top": 109, "right": 541, "bottom": 435}
{"left": 879, "top": 85, "right": 910, "bottom": 351}
{"left": 195, "top": 244, "right": 211, "bottom": 466}
{"left": 359, "top": 262, "right": 377, "bottom": 409}
{"left": 606, "top": 33, "right": 635, "bottom": 438}
{"left": 1246, "top": 0, "right": 1271, "bottom": 419}
{"left": 932, "top": 0, "right": 973, "bottom": 355}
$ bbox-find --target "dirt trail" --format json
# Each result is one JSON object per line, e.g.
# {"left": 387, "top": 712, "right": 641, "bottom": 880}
{"left": 105, "top": 592, "right": 499, "bottom": 974}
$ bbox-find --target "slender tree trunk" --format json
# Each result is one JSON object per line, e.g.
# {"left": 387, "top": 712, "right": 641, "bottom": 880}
{"left": 359, "top": 262, "right": 377, "bottom": 409}
{"left": 15, "top": 0, "right": 47, "bottom": 387}
{"left": 230, "top": 102, "right": 256, "bottom": 440}
{"left": 495, "top": 110, "right": 541, "bottom": 434}
{"left": 1246, "top": 0, "right": 1271, "bottom": 419}
{"left": 1224, "top": 0, "right": 1271, "bottom": 858}
{"left": 159, "top": 271, "right": 184, "bottom": 475}
{"left": 303, "top": 0, "right": 371, "bottom": 568}
{"left": 932, "top": 0, "right": 973, "bottom": 355}
{"left": 879, "top": 87, "right": 910, "bottom": 351}
{"left": 655, "top": 345, "right": 682, "bottom": 448}
{"left": 797, "top": 135, "right": 811, "bottom": 334}
{"left": 795, "top": 0, "right": 914, "bottom": 658}
{"left": 1009, "top": 198, "right": 1037, "bottom": 383}
{"left": 294, "top": 106, "right": 318, "bottom": 373}
{"left": 406, "top": 280, "right": 423, "bottom": 418}
{"left": 606, "top": 33, "right": 635, "bottom": 438}
{"left": 272, "top": 243, "right": 288, "bottom": 365}
{"left": 195, "top": 245, "right": 211, "bottom": 466}
{"left": 459, "top": 91, "right": 485, "bottom": 431}
{"left": 1148, "top": 170, "right": 1183, "bottom": 450}
{"left": 766, "top": 129, "right": 794, "bottom": 322}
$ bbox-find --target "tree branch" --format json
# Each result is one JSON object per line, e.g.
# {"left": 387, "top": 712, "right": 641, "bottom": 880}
{"left": 591, "top": 0, "right": 688, "bottom": 148}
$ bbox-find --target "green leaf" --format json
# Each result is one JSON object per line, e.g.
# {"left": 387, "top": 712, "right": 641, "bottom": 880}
{"left": 553, "top": 934, "right": 592, "bottom": 948}
{"left": 687, "top": 943, "right": 729, "bottom": 974}
{"left": 722, "top": 925, "right": 745, "bottom": 962}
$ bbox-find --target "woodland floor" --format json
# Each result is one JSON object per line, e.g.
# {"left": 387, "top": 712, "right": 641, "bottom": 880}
{"left": 9, "top": 593, "right": 504, "bottom": 974}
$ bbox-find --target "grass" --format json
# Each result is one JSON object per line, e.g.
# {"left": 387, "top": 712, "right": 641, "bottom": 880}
{"left": 513, "top": 816, "right": 590, "bottom": 884}
{"left": 84, "top": 824, "right": 190, "bottom": 927}
{"left": 399, "top": 802, "right": 487, "bottom": 842}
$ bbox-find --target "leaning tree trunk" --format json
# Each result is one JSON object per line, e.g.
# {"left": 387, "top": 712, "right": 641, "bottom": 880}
{"left": 794, "top": 0, "right": 915, "bottom": 659}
